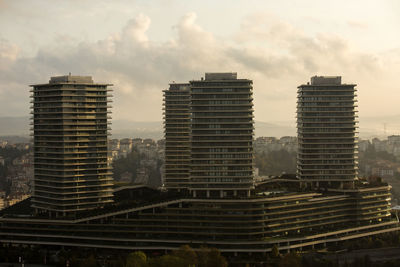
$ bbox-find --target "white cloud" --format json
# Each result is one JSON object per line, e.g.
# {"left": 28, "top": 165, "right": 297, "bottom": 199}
{"left": 0, "top": 38, "right": 19, "bottom": 65}
{"left": 347, "top": 20, "right": 369, "bottom": 29}
{"left": 0, "top": 12, "right": 398, "bottom": 124}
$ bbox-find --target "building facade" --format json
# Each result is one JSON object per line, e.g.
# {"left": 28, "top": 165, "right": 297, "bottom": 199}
{"left": 31, "top": 75, "right": 114, "bottom": 217}
{"left": 0, "top": 183, "right": 396, "bottom": 255}
{"left": 297, "top": 76, "right": 358, "bottom": 189}
{"left": 163, "top": 73, "right": 254, "bottom": 197}
{"left": 163, "top": 83, "right": 191, "bottom": 191}
{"left": 190, "top": 73, "right": 254, "bottom": 198}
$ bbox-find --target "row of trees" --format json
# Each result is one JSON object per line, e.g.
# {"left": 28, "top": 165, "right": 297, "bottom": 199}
{"left": 0, "top": 245, "right": 227, "bottom": 267}
{"left": 112, "top": 149, "right": 162, "bottom": 188}
{"left": 255, "top": 150, "right": 297, "bottom": 176}
{"left": 4, "top": 235, "right": 400, "bottom": 267}
{"left": 255, "top": 144, "right": 400, "bottom": 178}
{"left": 112, "top": 149, "right": 142, "bottom": 182}
{"left": 125, "top": 246, "right": 227, "bottom": 267}
{"left": 113, "top": 148, "right": 298, "bottom": 186}
{"left": 112, "top": 144, "right": 400, "bottom": 185}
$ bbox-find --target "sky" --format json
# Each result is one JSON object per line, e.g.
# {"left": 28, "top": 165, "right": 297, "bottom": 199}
{"left": 0, "top": 0, "right": 399, "bottom": 132}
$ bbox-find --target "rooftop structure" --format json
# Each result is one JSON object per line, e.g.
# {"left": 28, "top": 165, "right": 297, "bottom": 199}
{"left": 297, "top": 76, "right": 358, "bottom": 189}
{"left": 310, "top": 76, "right": 341, "bottom": 85}
{"left": 30, "top": 75, "right": 114, "bottom": 217}
{"left": 204, "top": 72, "right": 237, "bottom": 80}
{"left": 48, "top": 75, "right": 94, "bottom": 84}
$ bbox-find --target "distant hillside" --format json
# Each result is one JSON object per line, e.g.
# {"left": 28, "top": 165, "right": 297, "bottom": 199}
{"left": 0, "top": 116, "right": 297, "bottom": 139}
{"left": 0, "top": 117, "right": 29, "bottom": 136}
{"left": 255, "top": 121, "right": 296, "bottom": 137}
{"left": 0, "top": 115, "right": 399, "bottom": 140}
{"left": 112, "top": 120, "right": 163, "bottom": 139}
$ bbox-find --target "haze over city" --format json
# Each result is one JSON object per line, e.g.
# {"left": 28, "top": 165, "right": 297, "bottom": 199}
{"left": 0, "top": 0, "right": 400, "bottom": 137}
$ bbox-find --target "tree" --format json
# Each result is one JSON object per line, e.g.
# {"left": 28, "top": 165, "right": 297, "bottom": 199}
{"left": 79, "top": 254, "right": 97, "bottom": 267}
{"left": 126, "top": 251, "right": 147, "bottom": 267}
{"left": 255, "top": 150, "right": 297, "bottom": 176}
{"left": 271, "top": 245, "right": 280, "bottom": 258}
{"left": 197, "top": 247, "right": 227, "bottom": 267}
{"left": 278, "top": 252, "right": 302, "bottom": 267}
{"left": 172, "top": 245, "right": 198, "bottom": 266}
{"left": 112, "top": 149, "right": 141, "bottom": 181}
{"left": 149, "top": 254, "right": 185, "bottom": 267}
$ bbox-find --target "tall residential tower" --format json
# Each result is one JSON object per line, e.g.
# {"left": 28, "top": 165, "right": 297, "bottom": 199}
{"left": 31, "top": 75, "right": 114, "bottom": 217}
{"left": 190, "top": 73, "right": 254, "bottom": 198}
{"left": 297, "top": 76, "right": 358, "bottom": 189}
{"left": 163, "top": 73, "right": 254, "bottom": 198}
{"left": 163, "top": 83, "right": 191, "bottom": 192}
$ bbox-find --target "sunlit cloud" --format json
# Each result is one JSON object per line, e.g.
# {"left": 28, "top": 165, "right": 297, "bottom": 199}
{"left": 0, "top": 10, "right": 398, "bottom": 127}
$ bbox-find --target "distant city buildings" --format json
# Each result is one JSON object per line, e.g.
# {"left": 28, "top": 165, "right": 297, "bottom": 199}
{"left": 358, "top": 135, "right": 400, "bottom": 179}
{"left": 108, "top": 137, "right": 163, "bottom": 186}
{"left": 254, "top": 136, "right": 297, "bottom": 153}
{"left": 363, "top": 135, "right": 400, "bottom": 157}
{"left": 0, "top": 143, "right": 32, "bottom": 209}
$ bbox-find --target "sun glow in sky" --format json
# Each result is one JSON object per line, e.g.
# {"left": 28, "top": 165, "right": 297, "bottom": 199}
{"left": 0, "top": 0, "right": 399, "bottom": 131}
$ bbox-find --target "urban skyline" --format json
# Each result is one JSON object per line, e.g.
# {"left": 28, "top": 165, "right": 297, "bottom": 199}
{"left": 0, "top": 72, "right": 397, "bottom": 257}
{"left": 1, "top": 1, "right": 400, "bottom": 265}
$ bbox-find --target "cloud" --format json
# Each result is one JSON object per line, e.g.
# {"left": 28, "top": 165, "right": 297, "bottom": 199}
{"left": 121, "top": 14, "right": 151, "bottom": 45}
{"left": 0, "top": 38, "right": 19, "bottom": 63}
{"left": 347, "top": 20, "right": 368, "bottom": 29}
{"left": 0, "top": 12, "right": 397, "bottom": 124}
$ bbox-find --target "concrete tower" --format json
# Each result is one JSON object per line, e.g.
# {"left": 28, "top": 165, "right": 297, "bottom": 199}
{"left": 163, "top": 83, "right": 191, "bottom": 192}
{"left": 189, "top": 73, "right": 254, "bottom": 198}
{"left": 31, "top": 75, "right": 114, "bottom": 217}
{"left": 297, "top": 76, "right": 358, "bottom": 189}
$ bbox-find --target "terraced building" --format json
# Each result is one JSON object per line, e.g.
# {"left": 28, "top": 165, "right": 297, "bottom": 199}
{"left": 30, "top": 75, "right": 114, "bottom": 217}
{"left": 0, "top": 181, "right": 396, "bottom": 255}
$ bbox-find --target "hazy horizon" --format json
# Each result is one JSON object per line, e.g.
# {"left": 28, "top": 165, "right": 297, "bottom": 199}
{"left": 0, "top": 115, "right": 398, "bottom": 140}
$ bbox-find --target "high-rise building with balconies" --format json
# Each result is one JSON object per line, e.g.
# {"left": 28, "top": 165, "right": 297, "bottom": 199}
{"left": 30, "top": 75, "right": 114, "bottom": 217}
{"left": 297, "top": 76, "right": 358, "bottom": 189}
{"left": 163, "top": 83, "right": 191, "bottom": 192}
{"left": 163, "top": 73, "right": 255, "bottom": 198}
{"left": 189, "top": 73, "right": 254, "bottom": 198}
